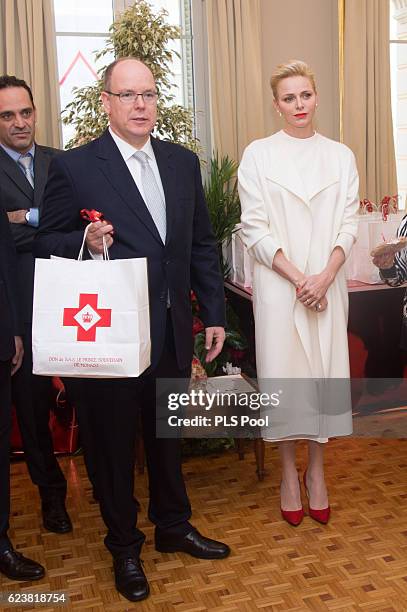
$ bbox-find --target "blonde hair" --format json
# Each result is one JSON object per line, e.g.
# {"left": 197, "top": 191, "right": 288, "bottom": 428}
{"left": 270, "top": 60, "right": 316, "bottom": 100}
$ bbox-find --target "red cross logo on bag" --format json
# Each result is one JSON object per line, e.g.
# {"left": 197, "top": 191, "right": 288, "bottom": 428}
{"left": 63, "top": 293, "right": 112, "bottom": 341}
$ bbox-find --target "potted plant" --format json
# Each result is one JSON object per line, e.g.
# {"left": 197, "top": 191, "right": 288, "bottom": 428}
{"left": 204, "top": 154, "right": 241, "bottom": 278}
{"left": 191, "top": 157, "right": 249, "bottom": 376}
{"left": 62, "top": 0, "right": 198, "bottom": 152}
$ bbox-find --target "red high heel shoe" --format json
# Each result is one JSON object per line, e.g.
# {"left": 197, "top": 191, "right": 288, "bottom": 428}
{"left": 303, "top": 471, "right": 330, "bottom": 524}
{"left": 281, "top": 507, "right": 304, "bottom": 526}
{"left": 280, "top": 479, "right": 304, "bottom": 526}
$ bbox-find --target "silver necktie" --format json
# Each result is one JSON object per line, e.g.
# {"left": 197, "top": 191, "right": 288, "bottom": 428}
{"left": 18, "top": 153, "right": 34, "bottom": 188}
{"left": 133, "top": 151, "right": 166, "bottom": 243}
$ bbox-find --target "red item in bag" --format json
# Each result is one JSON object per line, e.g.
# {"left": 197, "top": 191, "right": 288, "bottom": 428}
{"left": 80, "top": 208, "right": 113, "bottom": 234}
{"left": 80, "top": 209, "right": 105, "bottom": 223}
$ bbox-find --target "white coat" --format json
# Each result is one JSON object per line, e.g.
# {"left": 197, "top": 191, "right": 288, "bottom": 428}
{"left": 238, "top": 131, "right": 359, "bottom": 439}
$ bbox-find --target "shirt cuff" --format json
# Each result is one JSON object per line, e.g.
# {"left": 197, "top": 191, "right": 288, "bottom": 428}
{"left": 27, "top": 208, "right": 39, "bottom": 228}
{"left": 379, "top": 266, "right": 398, "bottom": 280}
{"left": 88, "top": 248, "right": 103, "bottom": 260}
{"left": 334, "top": 232, "right": 355, "bottom": 259}
{"left": 247, "top": 234, "right": 282, "bottom": 269}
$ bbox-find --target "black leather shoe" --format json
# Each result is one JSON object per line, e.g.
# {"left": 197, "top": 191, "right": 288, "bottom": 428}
{"left": 113, "top": 557, "right": 149, "bottom": 602}
{"left": 155, "top": 528, "right": 231, "bottom": 559}
{"left": 0, "top": 548, "right": 45, "bottom": 581}
{"left": 42, "top": 498, "right": 72, "bottom": 534}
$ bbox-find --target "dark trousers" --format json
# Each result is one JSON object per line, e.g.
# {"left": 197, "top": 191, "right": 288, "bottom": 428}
{"left": 77, "top": 312, "right": 192, "bottom": 558}
{"left": 63, "top": 377, "right": 97, "bottom": 494}
{"left": 0, "top": 360, "right": 11, "bottom": 552}
{"left": 11, "top": 323, "right": 66, "bottom": 500}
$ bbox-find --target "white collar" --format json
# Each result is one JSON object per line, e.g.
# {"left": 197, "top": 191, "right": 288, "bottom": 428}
{"left": 108, "top": 127, "right": 155, "bottom": 162}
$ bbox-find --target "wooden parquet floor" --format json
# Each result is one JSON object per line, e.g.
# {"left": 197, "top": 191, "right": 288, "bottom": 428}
{"left": 2, "top": 437, "right": 407, "bottom": 612}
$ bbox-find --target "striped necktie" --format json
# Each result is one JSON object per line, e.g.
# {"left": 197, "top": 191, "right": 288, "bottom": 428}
{"left": 133, "top": 151, "right": 166, "bottom": 243}
{"left": 18, "top": 153, "right": 34, "bottom": 188}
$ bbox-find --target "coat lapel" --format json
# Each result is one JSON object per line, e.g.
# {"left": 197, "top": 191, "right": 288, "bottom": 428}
{"left": 96, "top": 131, "right": 163, "bottom": 245}
{"left": 307, "top": 147, "right": 339, "bottom": 201}
{"left": 265, "top": 134, "right": 339, "bottom": 206}
{"left": 266, "top": 153, "right": 308, "bottom": 205}
{"left": 33, "top": 146, "right": 52, "bottom": 209}
{"left": 0, "top": 146, "right": 33, "bottom": 200}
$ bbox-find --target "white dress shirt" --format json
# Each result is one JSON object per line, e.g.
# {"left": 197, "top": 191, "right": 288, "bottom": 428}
{"left": 89, "top": 128, "right": 166, "bottom": 259}
{"left": 108, "top": 127, "right": 166, "bottom": 203}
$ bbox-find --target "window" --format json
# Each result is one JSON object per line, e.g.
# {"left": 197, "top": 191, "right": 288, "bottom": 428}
{"left": 390, "top": 0, "right": 407, "bottom": 205}
{"left": 54, "top": 0, "right": 198, "bottom": 148}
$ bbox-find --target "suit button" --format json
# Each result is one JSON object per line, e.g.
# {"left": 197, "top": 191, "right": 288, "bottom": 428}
{"left": 165, "top": 259, "right": 170, "bottom": 265}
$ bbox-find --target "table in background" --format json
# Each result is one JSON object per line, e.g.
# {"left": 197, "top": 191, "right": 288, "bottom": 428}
{"left": 225, "top": 279, "right": 406, "bottom": 378}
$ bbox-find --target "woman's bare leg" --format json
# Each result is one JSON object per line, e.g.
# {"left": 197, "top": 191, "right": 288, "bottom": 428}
{"left": 305, "top": 441, "right": 329, "bottom": 509}
{"left": 279, "top": 440, "right": 302, "bottom": 511}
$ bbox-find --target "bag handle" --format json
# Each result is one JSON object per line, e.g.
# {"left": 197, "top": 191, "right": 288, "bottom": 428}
{"left": 78, "top": 223, "right": 110, "bottom": 261}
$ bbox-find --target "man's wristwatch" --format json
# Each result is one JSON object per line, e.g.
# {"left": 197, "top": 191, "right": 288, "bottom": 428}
{"left": 25, "top": 210, "right": 30, "bottom": 224}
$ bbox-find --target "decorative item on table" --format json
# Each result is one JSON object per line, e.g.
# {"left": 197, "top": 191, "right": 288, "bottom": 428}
{"left": 345, "top": 195, "right": 405, "bottom": 284}
{"left": 358, "top": 195, "right": 399, "bottom": 218}
{"left": 191, "top": 356, "right": 207, "bottom": 380}
{"left": 380, "top": 195, "right": 399, "bottom": 219}
{"left": 230, "top": 224, "right": 254, "bottom": 288}
{"left": 222, "top": 362, "right": 241, "bottom": 375}
{"left": 359, "top": 198, "right": 375, "bottom": 214}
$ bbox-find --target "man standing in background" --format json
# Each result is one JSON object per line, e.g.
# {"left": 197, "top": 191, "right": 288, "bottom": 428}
{"left": 0, "top": 75, "right": 71, "bottom": 534}
{"left": 0, "top": 192, "right": 45, "bottom": 581}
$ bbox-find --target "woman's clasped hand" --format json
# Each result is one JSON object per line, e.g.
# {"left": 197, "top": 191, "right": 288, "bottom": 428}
{"left": 295, "top": 271, "right": 334, "bottom": 312}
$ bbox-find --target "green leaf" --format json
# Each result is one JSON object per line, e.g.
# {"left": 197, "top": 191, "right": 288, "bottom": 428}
{"left": 225, "top": 330, "right": 248, "bottom": 350}
{"left": 63, "top": 0, "right": 198, "bottom": 152}
{"left": 194, "top": 333, "right": 218, "bottom": 376}
{"left": 203, "top": 153, "right": 241, "bottom": 277}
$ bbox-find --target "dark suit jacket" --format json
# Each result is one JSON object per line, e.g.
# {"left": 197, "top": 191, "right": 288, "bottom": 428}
{"left": 0, "top": 144, "right": 60, "bottom": 323}
{"left": 34, "top": 131, "right": 225, "bottom": 371}
{"left": 0, "top": 189, "right": 22, "bottom": 361}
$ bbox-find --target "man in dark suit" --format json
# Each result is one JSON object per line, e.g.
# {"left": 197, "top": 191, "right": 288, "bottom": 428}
{"left": 0, "top": 193, "right": 45, "bottom": 581}
{"left": 35, "top": 57, "right": 229, "bottom": 602}
{"left": 0, "top": 75, "right": 71, "bottom": 533}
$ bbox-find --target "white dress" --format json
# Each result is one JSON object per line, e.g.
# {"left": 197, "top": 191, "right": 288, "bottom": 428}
{"left": 238, "top": 130, "right": 359, "bottom": 442}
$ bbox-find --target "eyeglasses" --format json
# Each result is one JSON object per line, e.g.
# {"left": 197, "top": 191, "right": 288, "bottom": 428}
{"left": 104, "top": 90, "right": 158, "bottom": 104}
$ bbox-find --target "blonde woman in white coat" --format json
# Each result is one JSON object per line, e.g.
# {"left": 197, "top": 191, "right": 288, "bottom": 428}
{"left": 238, "top": 61, "right": 359, "bottom": 526}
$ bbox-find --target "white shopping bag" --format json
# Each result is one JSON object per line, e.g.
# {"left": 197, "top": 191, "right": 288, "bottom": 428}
{"left": 345, "top": 211, "right": 406, "bottom": 284}
{"left": 231, "top": 224, "right": 254, "bottom": 288}
{"left": 32, "top": 233, "right": 151, "bottom": 378}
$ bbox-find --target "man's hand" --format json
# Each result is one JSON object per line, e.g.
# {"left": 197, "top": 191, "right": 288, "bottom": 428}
{"left": 204, "top": 326, "right": 225, "bottom": 362}
{"left": 372, "top": 252, "right": 395, "bottom": 270}
{"left": 11, "top": 336, "right": 24, "bottom": 375}
{"left": 7, "top": 209, "right": 28, "bottom": 224}
{"left": 85, "top": 220, "right": 114, "bottom": 254}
